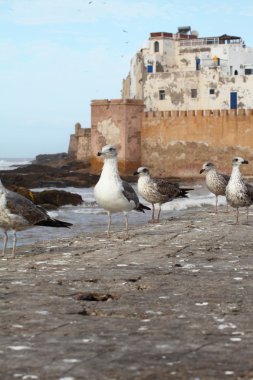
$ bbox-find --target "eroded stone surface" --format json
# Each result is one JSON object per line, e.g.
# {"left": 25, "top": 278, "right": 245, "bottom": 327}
{"left": 0, "top": 207, "right": 253, "bottom": 379}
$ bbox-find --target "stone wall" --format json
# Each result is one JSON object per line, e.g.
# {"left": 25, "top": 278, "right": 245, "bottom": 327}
{"left": 68, "top": 102, "right": 253, "bottom": 178}
{"left": 68, "top": 123, "right": 91, "bottom": 163}
{"left": 90, "top": 99, "right": 143, "bottom": 174}
{"left": 141, "top": 109, "right": 253, "bottom": 177}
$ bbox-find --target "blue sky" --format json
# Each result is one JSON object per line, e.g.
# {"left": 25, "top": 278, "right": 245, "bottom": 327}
{"left": 1, "top": 0, "right": 253, "bottom": 158}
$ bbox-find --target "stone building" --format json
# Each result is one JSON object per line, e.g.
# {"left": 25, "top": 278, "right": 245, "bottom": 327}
{"left": 69, "top": 27, "right": 253, "bottom": 178}
{"left": 122, "top": 27, "right": 253, "bottom": 111}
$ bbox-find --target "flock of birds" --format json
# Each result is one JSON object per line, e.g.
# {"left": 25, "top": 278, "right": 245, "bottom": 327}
{"left": 200, "top": 156, "right": 253, "bottom": 223}
{"left": 1, "top": 144, "right": 253, "bottom": 258}
{"left": 94, "top": 146, "right": 253, "bottom": 236}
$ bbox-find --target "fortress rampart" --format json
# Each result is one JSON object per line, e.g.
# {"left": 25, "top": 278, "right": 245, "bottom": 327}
{"left": 68, "top": 100, "right": 253, "bottom": 178}
{"left": 68, "top": 122, "right": 91, "bottom": 163}
{"left": 141, "top": 108, "right": 253, "bottom": 177}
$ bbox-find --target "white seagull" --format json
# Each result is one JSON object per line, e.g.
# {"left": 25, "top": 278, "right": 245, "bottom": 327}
{"left": 200, "top": 162, "right": 230, "bottom": 213}
{"left": 225, "top": 156, "right": 252, "bottom": 224}
{"left": 94, "top": 145, "right": 150, "bottom": 238}
{"left": 0, "top": 180, "right": 72, "bottom": 258}
{"left": 134, "top": 166, "right": 193, "bottom": 223}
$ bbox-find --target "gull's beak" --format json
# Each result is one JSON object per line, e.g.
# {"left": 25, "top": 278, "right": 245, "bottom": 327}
{"left": 133, "top": 171, "right": 139, "bottom": 175}
{"left": 200, "top": 168, "right": 205, "bottom": 174}
{"left": 242, "top": 160, "right": 249, "bottom": 164}
{"left": 97, "top": 151, "right": 102, "bottom": 156}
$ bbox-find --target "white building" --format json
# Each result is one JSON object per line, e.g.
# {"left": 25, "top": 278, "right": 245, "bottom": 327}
{"left": 122, "top": 27, "right": 253, "bottom": 111}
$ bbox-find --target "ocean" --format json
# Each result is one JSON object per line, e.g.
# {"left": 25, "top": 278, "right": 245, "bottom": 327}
{"left": 0, "top": 158, "right": 224, "bottom": 249}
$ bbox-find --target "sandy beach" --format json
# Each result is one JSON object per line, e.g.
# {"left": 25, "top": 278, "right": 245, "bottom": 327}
{"left": 1, "top": 205, "right": 253, "bottom": 380}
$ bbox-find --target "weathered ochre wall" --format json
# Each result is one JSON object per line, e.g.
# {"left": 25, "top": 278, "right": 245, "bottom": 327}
{"left": 141, "top": 109, "right": 253, "bottom": 177}
{"left": 69, "top": 101, "right": 253, "bottom": 177}
{"left": 90, "top": 99, "right": 143, "bottom": 174}
{"left": 68, "top": 123, "right": 91, "bottom": 163}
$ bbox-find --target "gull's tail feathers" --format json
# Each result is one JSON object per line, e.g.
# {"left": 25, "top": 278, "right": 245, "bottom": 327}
{"left": 177, "top": 188, "right": 194, "bottom": 198}
{"left": 35, "top": 219, "right": 73, "bottom": 228}
{"left": 135, "top": 203, "right": 151, "bottom": 213}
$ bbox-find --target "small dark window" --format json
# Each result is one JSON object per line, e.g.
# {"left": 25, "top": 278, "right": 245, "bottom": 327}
{"left": 159, "top": 90, "right": 165, "bottom": 100}
{"left": 154, "top": 41, "right": 159, "bottom": 53}
{"left": 245, "top": 68, "right": 252, "bottom": 75}
{"left": 191, "top": 89, "right": 197, "bottom": 98}
{"left": 209, "top": 89, "right": 215, "bottom": 95}
{"left": 147, "top": 65, "right": 153, "bottom": 73}
{"left": 234, "top": 70, "right": 238, "bottom": 75}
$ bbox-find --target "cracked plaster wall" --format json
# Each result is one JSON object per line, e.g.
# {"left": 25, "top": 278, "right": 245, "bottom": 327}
{"left": 144, "top": 71, "right": 253, "bottom": 111}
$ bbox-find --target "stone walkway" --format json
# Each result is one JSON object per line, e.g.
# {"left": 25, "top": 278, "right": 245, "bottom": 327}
{"left": 0, "top": 206, "right": 253, "bottom": 380}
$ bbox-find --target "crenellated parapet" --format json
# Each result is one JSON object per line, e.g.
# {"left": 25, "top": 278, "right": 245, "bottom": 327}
{"left": 68, "top": 103, "right": 253, "bottom": 177}
{"left": 143, "top": 108, "right": 253, "bottom": 118}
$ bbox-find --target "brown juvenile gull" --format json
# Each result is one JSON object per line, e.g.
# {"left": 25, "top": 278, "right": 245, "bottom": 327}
{"left": 225, "top": 156, "right": 253, "bottom": 224}
{"left": 94, "top": 145, "right": 150, "bottom": 239}
{"left": 200, "top": 162, "right": 230, "bottom": 213}
{"left": 0, "top": 180, "right": 72, "bottom": 258}
{"left": 134, "top": 167, "right": 193, "bottom": 223}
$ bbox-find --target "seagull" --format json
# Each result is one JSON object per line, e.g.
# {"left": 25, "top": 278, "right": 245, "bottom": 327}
{"left": 94, "top": 145, "right": 150, "bottom": 238}
{"left": 0, "top": 180, "right": 72, "bottom": 258}
{"left": 200, "top": 162, "right": 230, "bottom": 213}
{"left": 225, "top": 156, "right": 252, "bottom": 224}
{"left": 134, "top": 167, "right": 193, "bottom": 223}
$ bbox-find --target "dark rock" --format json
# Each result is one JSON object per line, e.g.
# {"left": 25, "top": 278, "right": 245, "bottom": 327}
{"left": 33, "top": 153, "right": 68, "bottom": 165}
{"left": 0, "top": 161, "right": 99, "bottom": 188}
{"left": 8, "top": 186, "right": 83, "bottom": 208}
{"left": 33, "top": 189, "right": 83, "bottom": 207}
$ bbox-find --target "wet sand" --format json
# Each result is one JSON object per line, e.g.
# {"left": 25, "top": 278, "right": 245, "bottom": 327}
{"left": 0, "top": 205, "right": 253, "bottom": 380}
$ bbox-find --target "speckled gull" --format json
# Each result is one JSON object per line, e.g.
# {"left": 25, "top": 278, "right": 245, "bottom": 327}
{"left": 0, "top": 180, "right": 72, "bottom": 258}
{"left": 200, "top": 162, "right": 230, "bottom": 213}
{"left": 225, "top": 156, "right": 252, "bottom": 224}
{"left": 94, "top": 145, "right": 150, "bottom": 239}
{"left": 133, "top": 167, "right": 193, "bottom": 223}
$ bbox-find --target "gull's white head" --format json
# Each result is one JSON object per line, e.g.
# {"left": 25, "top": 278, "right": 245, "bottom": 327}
{"left": 200, "top": 162, "right": 216, "bottom": 174}
{"left": 97, "top": 145, "right": 117, "bottom": 158}
{"left": 231, "top": 156, "right": 249, "bottom": 167}
{"left": 133, "top": 167, "right": 150, "bottom": 177}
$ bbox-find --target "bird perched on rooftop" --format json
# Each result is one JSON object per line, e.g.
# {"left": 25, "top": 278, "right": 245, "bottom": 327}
{"left": 94, "top": 145, "right": 150, "bottom": 239}
{"left": 134, "top": 166, "right": 193, "bottom": 223}
{"left": 225, "top": 156, "right": 252, "bottom": 224}
{"left": 0, "top": 180, "right": 72, "bottom": 258}
{"left": 200, "top": 162, "right": 230, "bottom": 213}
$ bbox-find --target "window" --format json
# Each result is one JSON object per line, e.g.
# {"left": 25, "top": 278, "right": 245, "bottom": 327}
{"left": 147, "top": 65, "right": 153, "bottom": 73}
{"left": 245, "top": 68, "right": 253, "bottom": 75}
{"left": 191, "top": 89, "right": 197, "bottom": 98}
{"left": 159, "top": 90, "right": 165, "bottom": 100}
{"left": 154, "top": 41, "right": 159, "bottom": 53}
{"left": 209, "top": 89, "right": 215, "bottom": 95}
{"left": 196, "top": 58, "right": 201, "bottom": 71}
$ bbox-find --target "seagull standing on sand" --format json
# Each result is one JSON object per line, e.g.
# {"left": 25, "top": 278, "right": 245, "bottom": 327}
{"left": 0, "top": 180, "right": 72, "bottom": 258}
{"left": 200, "top": 162, "right": 230, "bottom": 213}
{"left": 94, "top": 145, "right": 150, "bottom": 238}
{"left": 225, "top": 157, "right": 252, "bottom": 224}
{"left": 134, "top": 167, "right": 193, "bottom": 223}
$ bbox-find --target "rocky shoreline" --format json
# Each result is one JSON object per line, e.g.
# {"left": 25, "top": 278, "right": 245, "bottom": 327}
{"left": 1, "top": 206, "right": 253, "bottom": 379}
{"left": 0, "top": 160, "right": 99, "bottom": 189}
{"left": 0, "top": 154, "right": 98, "bottom": 208}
